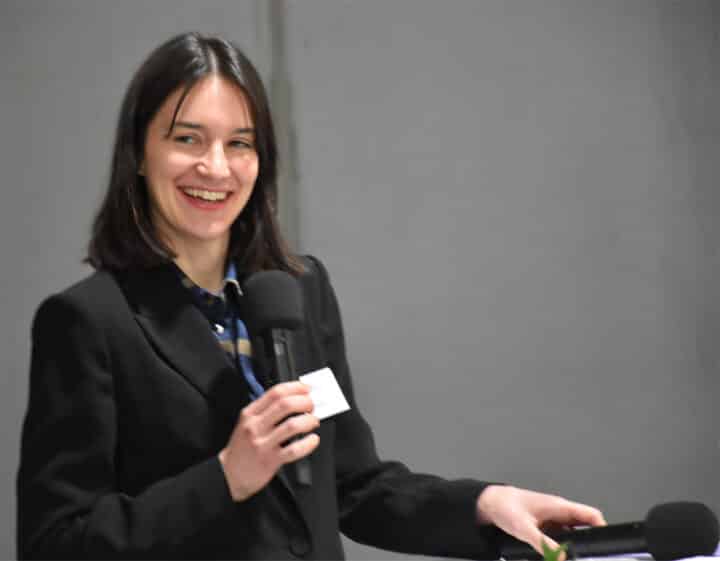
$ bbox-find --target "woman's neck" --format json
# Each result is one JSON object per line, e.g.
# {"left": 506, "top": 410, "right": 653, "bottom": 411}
{"left": 172, "top": 238, "right": 230, "bottom": 295}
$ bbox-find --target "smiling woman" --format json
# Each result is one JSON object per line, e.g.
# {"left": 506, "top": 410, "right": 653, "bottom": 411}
{"left": 16, "top": 31, "right": 605, "bottom": 561}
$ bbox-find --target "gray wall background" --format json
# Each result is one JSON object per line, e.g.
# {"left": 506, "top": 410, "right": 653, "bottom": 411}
{"left": 2, "top": 1, "right": 719, "bottom": 560}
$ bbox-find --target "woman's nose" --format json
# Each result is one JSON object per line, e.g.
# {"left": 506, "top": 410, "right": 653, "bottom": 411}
{"left": 197, "top": 141, "right": 230, "bottom": 179}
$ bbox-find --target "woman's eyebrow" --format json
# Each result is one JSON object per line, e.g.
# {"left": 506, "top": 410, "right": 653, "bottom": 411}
{"left": 174, "top": 121, "right": 254, "bottom": 134}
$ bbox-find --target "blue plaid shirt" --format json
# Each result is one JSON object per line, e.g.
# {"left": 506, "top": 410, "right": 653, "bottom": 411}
{"left": 175, "top": 262, "right": 265, "bottom": 400}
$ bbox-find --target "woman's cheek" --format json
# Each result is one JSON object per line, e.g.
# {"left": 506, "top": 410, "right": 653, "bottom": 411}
{"left": 234, "top": 152, "right": 259, "bottom": 175}
{"left": 166, "top": 151, "right": 198, "bottom": 174}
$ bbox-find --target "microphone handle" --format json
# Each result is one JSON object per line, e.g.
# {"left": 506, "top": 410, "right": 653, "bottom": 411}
{"left": 271, "top": 330, "right": 312, "bottom": 486}
{"left": 500, "top": 522, "right": 646, "bottom": 560}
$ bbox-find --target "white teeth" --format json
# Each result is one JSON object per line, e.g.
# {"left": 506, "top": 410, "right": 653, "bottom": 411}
{"left": 181, "top": 187, "right": 229, "bottom": 202}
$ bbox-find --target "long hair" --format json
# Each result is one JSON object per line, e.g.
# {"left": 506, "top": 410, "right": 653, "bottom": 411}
{"left": 87, "top": 32, "right": 303, "bottom": 274}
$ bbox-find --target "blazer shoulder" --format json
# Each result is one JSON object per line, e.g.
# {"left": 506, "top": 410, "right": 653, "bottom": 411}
{"left": 296, "top": 255, "right": 345, "bottom": 337}
{"left": 63, "top": 269, "right": 122, "bottom": 300}
{"left": 298, "top": 254, "right": 333, "bottom": 289}
{"left": 297, "top": 255, "right": 334, "bottom": 305}
{"left": 33, "top": 270, "right": 128, "bottom": 332}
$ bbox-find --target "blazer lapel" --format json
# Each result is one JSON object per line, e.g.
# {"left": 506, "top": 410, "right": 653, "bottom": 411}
{"left": 117, "top": 266, "right": 313, "bottom": 536}
{"left": 118, "top": 266, "right": 250, "bottom": 425}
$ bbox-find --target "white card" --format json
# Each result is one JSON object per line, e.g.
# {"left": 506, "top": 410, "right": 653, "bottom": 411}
{"left": 299, "top": 367, "right": 351, "bottom": 420}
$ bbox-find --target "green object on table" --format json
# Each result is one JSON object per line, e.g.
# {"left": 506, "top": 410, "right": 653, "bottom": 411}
{"left": 542, "top": 540, "right": 569, "bottom": 561}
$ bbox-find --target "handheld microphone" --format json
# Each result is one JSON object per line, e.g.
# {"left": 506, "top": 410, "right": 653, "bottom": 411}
{"left": 499, "top": 501, "right": 719, "bottom": 560}
{"left": 243, "top": 270, "right": 312, "bottom": 486}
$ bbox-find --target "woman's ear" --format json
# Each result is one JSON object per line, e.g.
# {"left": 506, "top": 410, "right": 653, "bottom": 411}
{"left": 138, "top": 161, "right": 145, "bottom": 176}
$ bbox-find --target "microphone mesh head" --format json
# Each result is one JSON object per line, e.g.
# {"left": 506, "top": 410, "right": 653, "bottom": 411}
{"left": 645, "top": 502, "right": 719, "bottom": 560}
{"left": 243, "top": 270, "right": 304, "bottom": 332}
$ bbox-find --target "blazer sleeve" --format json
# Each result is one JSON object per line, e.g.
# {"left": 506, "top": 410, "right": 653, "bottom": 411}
{"left": 17, "top": 292, "right": 249, "bottom": 560}
{"left": 304, "top": 256, "right": 502, "bottom": 560}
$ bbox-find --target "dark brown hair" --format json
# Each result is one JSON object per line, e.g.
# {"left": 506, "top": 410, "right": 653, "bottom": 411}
{"left": 87, "top": 32, "right": 303, "bottom": 274}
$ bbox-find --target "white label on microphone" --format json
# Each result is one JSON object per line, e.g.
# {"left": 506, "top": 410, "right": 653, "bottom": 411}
{"left": 299, "top": 367, "right": 350, "bottom": 420}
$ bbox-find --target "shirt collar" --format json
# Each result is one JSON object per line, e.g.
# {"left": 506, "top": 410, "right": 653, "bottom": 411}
{"left": 171, "top": 261, "right": 242, "bottom": 300}
{"left": 223, "top": 261, "right": 243, "bottom": 299}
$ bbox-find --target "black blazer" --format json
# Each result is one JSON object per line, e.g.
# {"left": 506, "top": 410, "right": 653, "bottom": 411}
{"left": 17, "top": 256, "right": 502, "bottom": 560}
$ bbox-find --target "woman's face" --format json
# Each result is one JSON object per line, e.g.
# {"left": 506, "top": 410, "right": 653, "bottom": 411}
{"left": 141, "top": 74, "right": 259, "bottom": 254}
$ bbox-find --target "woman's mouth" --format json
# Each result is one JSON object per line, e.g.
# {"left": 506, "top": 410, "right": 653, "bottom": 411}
{"left": 180, "top": 187, "right": 230, "bottom": 202}
{"left": 178, "top": 186, "right": 233, "bottom": 208}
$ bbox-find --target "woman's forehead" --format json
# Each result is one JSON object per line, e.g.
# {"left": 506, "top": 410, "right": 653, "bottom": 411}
{"left": 159, "top": 75, "right": 254, "bottom": 131}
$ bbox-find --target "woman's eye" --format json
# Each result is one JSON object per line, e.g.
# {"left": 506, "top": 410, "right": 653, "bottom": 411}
{"left": 174, "top": 135, "right": 197, "bottom": 145}
{"left": 230, "top": 139, "right": 253, "bottom": 149}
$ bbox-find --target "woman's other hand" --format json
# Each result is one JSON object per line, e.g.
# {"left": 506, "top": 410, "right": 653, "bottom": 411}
{"left": 476, "top": 485, "right": 607, "bottom": 559}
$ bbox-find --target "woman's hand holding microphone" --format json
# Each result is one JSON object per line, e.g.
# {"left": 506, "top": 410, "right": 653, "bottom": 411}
{"left": 218, "top": 381, "right": 320, "bottom": 502}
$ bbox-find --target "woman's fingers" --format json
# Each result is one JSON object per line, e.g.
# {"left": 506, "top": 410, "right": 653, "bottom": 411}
{"left": 545, "top": 499, "right": 607, "bottom": 527}
{"left": 567, "top": 501, "right": 607, "bottom": 527}
{"left": 243, "top": 381, "right": 310, "bottom": 417}
{"left": 268, "top": 412, "right": 320, "bottom": 448}
{"left": 278, "top": 432, "right": 321, "bottom": 464}
{"left": 240, "top": 382, "right": 315, "bottom": 437}
{"left": 255, "top": 393, "right": 315, "bottom": 435}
